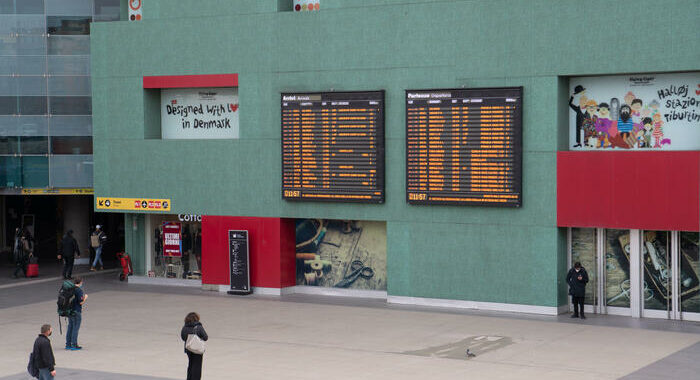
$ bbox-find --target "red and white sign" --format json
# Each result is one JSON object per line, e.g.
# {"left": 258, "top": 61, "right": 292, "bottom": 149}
{"left": 128, "top": 0, "right": 142, "bottom": 21}
{"left": 162, "top": 222, "right": 182, "bottom": 257}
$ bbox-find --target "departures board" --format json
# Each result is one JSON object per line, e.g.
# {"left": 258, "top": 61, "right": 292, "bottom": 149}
{"left": 282, "top": 91, "right": 385, "bottom": 203}
{"left": 406, "top": 88, "right": 522, "bottom": 207}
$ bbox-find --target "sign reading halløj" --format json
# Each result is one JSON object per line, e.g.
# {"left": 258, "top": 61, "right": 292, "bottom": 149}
{"left": 228, "top": 230, "right": 251, "bottom": 295}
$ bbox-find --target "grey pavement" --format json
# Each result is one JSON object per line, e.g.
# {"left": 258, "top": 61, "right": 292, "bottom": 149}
{"left": 1, "top": 272, "right": 699, "bottom": 379}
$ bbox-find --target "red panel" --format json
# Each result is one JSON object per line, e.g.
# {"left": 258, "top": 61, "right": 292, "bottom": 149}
{"left": 557, "top": 151, "right": 700, "bottom": 231}
{"left": 142, "top": 74, "right": 238, "bottom": 89}
{"left": 200, "top": 216, "right": 295, "bottom": 288}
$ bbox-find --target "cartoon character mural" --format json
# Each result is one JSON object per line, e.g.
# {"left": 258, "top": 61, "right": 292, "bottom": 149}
{"left": 568, "top": 73, "right": 700, "bottom": 150}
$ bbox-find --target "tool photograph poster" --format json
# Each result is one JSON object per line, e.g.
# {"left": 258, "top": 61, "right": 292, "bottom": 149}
{"left": 295, "top": 219, "right": 386, "bottom": 290}
{"left": 568, "top": 72, "right": 699, "bottom": 150}
{"left": 162, "top": 222, "right": 182, "bottom": 257}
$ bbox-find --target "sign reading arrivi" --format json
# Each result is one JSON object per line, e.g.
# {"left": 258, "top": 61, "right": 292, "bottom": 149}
{"left": 228, "top": 230, "right": 251, "bottom": 295}
{"left": 161, "top": 87, "right": 239, "bottom": 139}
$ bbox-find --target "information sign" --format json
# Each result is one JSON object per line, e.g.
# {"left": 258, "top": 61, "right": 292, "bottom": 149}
{"left": 228, "top": 230, "right": 251, "bottom": 295}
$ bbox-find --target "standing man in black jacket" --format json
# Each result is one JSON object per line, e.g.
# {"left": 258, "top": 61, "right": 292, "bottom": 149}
{"left": 567, "top": 262, "right": 589, "bottom": 319}
{"left": 33, "top": 324, "right": 56, "bottom": 379}
{"left": 58, "top": 230, "right": 80, "bottom": 280}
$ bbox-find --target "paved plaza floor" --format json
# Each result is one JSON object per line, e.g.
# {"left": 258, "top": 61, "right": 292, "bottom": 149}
{"left": 1, "top": 272, "right": 699, "bottom": 379}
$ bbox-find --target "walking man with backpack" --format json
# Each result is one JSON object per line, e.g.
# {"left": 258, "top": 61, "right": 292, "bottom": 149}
{"left": 57, "top": 230, "right": 79, "bottom": 280}
{"left": 90, "top": 225, "right": 107, "bottom": 271}
{"left": 32, "top": 324, "right": 56, "bottom": 379}
{"left": 58, "top": 277, "right": 87, "bottom": 350}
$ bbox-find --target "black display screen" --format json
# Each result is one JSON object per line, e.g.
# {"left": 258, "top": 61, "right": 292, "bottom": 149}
{"left": 406, "top": 87, "right": 522, "bottom": 207}
{"left": 228, "top": 230, "right": 251, "bottom": 295}
{"left": 281, "top": 91, "right": 385, "bottom": 203}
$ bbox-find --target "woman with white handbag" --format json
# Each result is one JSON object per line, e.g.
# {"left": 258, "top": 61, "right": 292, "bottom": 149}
{"left": 180, "top": 312, "right": 208, "bottom": 380}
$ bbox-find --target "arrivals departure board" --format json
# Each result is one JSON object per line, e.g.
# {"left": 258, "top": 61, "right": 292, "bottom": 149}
{"left": 282, "top": 91, "right": 385, "bottom": 203}
{"left": 406, "top": 88, "right": 522, "bottom": 207}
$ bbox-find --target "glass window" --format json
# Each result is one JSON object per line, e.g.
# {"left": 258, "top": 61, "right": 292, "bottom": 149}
{"left": 18, "top": 116, "right": 48, "bottom": 135}
{"left": 48, "top": 56, "right": 89, "bottom": 75}
{"left": 0, "top": 136, "right": 19, "bottom": 154}
{"left": 49, "top": 115, "right": 91, "bottom": 136}
{"left": 94, "top": 0, "right": 120, "bottom": 22}
{"left": 22, "top": 156, "right": 49, "bottom": 187}
{"left": 49, "top": 76, "right": 90, "bottom": 96}
{"left": 46, "top": 0, "right": 91, "bottom": 16}
{"left": 0, "top": 0, "right": 14, "bottom": 14}
{"left": 17, "top": 35, "right": 46, "bottom": 55}
{"left": 605, "top": 229, "right": 631, "bottom": 308}
{"left": 50, "top": 136, "right": 92, "bottom": 154}
{"left": 642, "top": 231, "right": 671, "bottom": 311}
{"left": 0, "top": 76, "right": 17, "bottom": 95}
{"left": 0, "top": 57, "right": 17, "bottom": 75}
{"left": 0, "top": 116, "right": 18, "bottom": 135}
{"left": 47, "top": 35, "right": 90, "bottom": 55}
{"left": 47, "top": 16, "right": 91, "bottom": 35}
{"left": 571, "top": 228, "right": 597, "bottom": 306}
{"left": 16, "top": 15, "right": 45, "bottom": 34}
{"left": 17, "top": 76, "right": 47, "bottom": 96}
{"left": 17, "top": 56, "right": 47, "bottom": 75}
{"left": 16, "top": 0, "right": 44, "bottom": 14}
{"left": 49, "top": 154, "right": 92, "bottom": 188}
{"left": 0, "top": 36, "right": 17, "bottom": 55}
{"left": 0, "top": 156, "right": 22, "bottom": 187}
{"left": 680, "top": 232, "right": 700, "bottom": 314}
{"left": 0, "top": 96, "right": 17, "bottom": 114}
{"left": 0, "top": 15, "right": 14, "bottom": 34}
{"left": 49, "top": 96, "right": 91, "bottom": 115}
{"left": 20, "top": 136, "right": 48, "bottom": 154}
{"left": 18, "top": 96, "right": 47, "bottom": 115}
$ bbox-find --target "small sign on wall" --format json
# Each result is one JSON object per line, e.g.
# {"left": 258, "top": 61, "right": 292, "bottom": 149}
{"left": 162, "top": 222, "right": 182, "bottom": 257}
{"left": 161, "top": 87, "right": 239, "bottom": 139}
{"left": 294, "top": 0, "right": 320, "bottom": 11}
{"left": 128, "top": 0, "right": 142, "bottom": 21}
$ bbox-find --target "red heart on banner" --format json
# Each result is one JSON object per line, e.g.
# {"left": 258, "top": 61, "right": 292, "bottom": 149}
{"left": 230, "top": 104, "right": 239, "bottom": 112}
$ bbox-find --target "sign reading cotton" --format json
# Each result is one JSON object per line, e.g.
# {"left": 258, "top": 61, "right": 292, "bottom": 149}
{"left": 568, "top": 72, "right": 699, "bottom": 150}
{"left": 161, "top": 87, "right": 239, "bottom": 139}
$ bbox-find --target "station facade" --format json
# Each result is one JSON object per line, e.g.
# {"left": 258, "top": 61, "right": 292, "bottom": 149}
{"left": 91, "top": 0, "right": 699, "bottom": 319}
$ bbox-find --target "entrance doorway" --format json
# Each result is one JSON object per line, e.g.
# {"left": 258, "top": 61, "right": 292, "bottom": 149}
{"left": 569, "top": 228, "right": 700, "bottom": 321}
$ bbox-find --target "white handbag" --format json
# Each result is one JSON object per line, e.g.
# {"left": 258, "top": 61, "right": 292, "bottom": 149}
{"left": 185, "top": 326, "right": 206, "bottom": 354}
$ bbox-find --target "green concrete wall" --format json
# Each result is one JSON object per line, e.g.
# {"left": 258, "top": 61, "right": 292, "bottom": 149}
{"left": 92, "top": 0, "right": 700, "bottom": 307}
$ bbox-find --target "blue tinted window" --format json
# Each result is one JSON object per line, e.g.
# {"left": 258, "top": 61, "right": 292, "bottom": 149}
{"left": 0, "top": 136, "right": 19, "bottom": 154}
{"left": 0, "top": 156, "right": 22, "bottom": 187}
{"left": 20, "top": 136, "right": 48, "bottom": 154}
{"left": 22, "top": 156, "right": 49, "bottom": 187}
{"left": 49, "top": 154, "right": 92, "bottom": 187}
{"left": 50, "top": 136, "right": 92, "bottom": 154}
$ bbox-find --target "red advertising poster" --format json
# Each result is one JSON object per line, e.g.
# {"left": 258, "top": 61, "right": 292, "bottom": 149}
{"left": 162, "top": 222, "right": 182, "bottom": 257}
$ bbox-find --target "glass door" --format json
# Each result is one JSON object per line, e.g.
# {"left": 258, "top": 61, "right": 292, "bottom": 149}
{"left": 570, "top": 228, "right": 597, "bottom": 313}
{"left": 641, "top": 231, "right": 672, "bottom": 318}
{"left": 604, "top": 229, "right": 632, "bottom": 315}
{"left": 679, "top": 232, "right": 700, "bottom": 321}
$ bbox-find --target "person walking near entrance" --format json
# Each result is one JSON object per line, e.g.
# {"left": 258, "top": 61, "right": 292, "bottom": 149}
{"left": 32, "top": 324, "right": 56, "bottom": 379}
{"left": 57, "top": 230, "right": 79, "bottom": 280}
{"left": 66, "top": 277, "right": 87, "bottom": 350}
{"left": 567, "top": 262, "right": 589, "bottom": 319}
{"left": 13, "top": 228, "right": 27, "bottom": 278}
{"left": 90, "top": 225, "right": 107, "bottom": 271}
{"left": 180, "top": 312, "right": 208, "bottom": 380}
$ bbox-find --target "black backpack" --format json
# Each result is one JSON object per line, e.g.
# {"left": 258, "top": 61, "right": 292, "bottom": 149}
{"left": 57, "top": 280, "right": 76, "bottom": 317}
{"left": 27, "top": 352, "right": 39, "bottom": 378}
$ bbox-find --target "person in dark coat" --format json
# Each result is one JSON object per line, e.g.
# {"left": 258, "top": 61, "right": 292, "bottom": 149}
{"left": 180, "top": 312, "right": 208, "bottom": 380}
{"left": 13, "top": 228, "right": 27, "bottom": 278}
{"left": 58, "top": 230, "right": 80, "bottom": 280}
{"left": 33, "top": 324, "right": 56, "bottom": 379}
{"left": 566, "top": 261, "right": 589, "bottom": 319}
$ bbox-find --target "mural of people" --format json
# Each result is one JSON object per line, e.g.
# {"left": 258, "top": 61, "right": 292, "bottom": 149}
{"left": 568, "top": 73, "right": 699, "bottom": 150}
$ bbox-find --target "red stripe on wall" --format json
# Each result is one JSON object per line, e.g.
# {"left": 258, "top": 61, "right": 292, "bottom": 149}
{"left": 557, "top": 151, "right": 700, "bottom": 231}
{"left": 142, "top": 74, "right": 238, "bottom": 88}
{"left": 201, "top": 216, "right": 296, "bottom": 288}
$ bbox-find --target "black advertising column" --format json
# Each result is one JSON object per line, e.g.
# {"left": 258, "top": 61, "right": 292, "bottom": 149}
{"left": 227, "top": 230, "right": 251, "bottom": 295}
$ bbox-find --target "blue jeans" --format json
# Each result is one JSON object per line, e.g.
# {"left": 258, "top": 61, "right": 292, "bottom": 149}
{"left": 93, "top": 246, "right": 103, "bottom": 267}
{"left": 66, "top": 311, "right": 82, "bottom": 347}
{"left": 39, "top": 368, "right": 54, "bottom": 380}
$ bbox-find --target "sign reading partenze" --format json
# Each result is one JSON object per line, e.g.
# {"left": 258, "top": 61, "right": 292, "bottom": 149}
{"left": 568, "top": 72, "right": 699, "bottom": 150}
{"left": 161, "top": 87, "right": 239, "bottom": 139}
